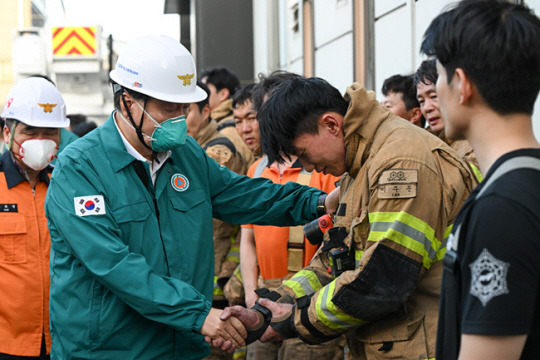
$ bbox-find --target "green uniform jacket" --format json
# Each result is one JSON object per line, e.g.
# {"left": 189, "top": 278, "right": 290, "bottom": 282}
{"left": 45, "top": 113, "right": 323, "bottom": 360}
{"left": 50, "top": 128, "right": 79, "bottom": 166}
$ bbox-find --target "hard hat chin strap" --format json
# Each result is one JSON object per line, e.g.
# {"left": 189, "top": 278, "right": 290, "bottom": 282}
{"left": 121, "top": 93, "right": 155, "bottom": 154}
{"left": 7, "top": 120, "right": 18, "bottom": 152}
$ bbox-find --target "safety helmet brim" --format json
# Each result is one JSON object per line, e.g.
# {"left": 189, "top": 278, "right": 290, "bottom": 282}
{"left": 110, "top": 68, "right": 208, "bottom": 104}
{"left": 1, "top": 77, "right": 70, "bottom": 128}
{"left": 109, "top": 35, "right": 208, "bottom": 105}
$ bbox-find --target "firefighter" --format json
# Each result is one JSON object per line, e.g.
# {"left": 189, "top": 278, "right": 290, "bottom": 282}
{"left": 0, "top": 77, "right": 70, "bottom": 359}
{"left": 415, "top": 59, "right": 482, "bottom": 182}
{"left": 186, "top": 81, "right": 247, "bottom": 360}
{"left": 44, "top": 35, "right": 330, "bottom": 360}
{"left": 201, "top": 67, "right": 255, "bottom": 167}
{"left": 220, "top": 76, "right": 476, "bottom": 359}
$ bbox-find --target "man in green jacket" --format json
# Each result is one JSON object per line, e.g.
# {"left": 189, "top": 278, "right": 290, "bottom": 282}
{"left": 44, "top": 35, "right": 328, "bottom": 360}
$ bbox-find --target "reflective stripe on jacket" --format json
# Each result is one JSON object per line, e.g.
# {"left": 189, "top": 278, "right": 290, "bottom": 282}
{"left": 278, "top": 84, "right": 476, "bottom": 359}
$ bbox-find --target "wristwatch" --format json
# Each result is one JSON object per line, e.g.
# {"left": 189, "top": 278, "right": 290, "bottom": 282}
{"left": 317, "top": 194, "right": 327, "bottom": 217}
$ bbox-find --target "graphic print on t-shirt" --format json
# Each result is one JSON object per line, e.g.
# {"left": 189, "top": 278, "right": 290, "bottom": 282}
{"left": 469, "top": 248, "right": 510, "bottom": 306}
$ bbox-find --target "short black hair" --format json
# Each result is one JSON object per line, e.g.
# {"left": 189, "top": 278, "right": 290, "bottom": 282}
{"left": 193, "top": 81, "right": 210, "bottom": 112}
{"left": 110, "top": 79, "right": 147, "bottom": 110}
{"left": 28, "top": 74, "right": 55, "bottom": 86}
{"left": 258, "top": 77, "right": 349, "bottom": 164}
{"left": 72, "top": 121, "right": 97, "bottom": 137}
{"left": 252, "top": 70, "right": 302, "bottom": 112}
{"left": 232, "top": 84, "right": 256, "bottom": 108}
{"left": 200, "top": 67, "right": 240, "bottom": 97}
{"left": 414, "top": 59, "right": 438, "bottom": 86}
{"left": 4, "top": 118, "right": 15, "bottom": 132}
{"left": 67, "top": 114, "right": 88, "bottom": 128}
{"left": 382, "top": 74, "right": 421, "bottom": 111}
{"left": 421, "top": 0, "right": 540, "bottom": 115}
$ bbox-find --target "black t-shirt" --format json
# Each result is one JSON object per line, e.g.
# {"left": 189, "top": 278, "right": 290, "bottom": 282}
{"left": 437, "top": 149, "right": 540, "bottom": 360}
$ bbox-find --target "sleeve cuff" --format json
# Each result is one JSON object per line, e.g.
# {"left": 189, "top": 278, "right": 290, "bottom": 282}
{"left": 193, "top": 300, "right": 212, "bottom": 333}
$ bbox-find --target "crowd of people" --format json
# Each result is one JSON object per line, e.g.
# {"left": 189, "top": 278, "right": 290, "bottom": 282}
{"left": 0, "top": 1, "right": 539, "bottom": 360}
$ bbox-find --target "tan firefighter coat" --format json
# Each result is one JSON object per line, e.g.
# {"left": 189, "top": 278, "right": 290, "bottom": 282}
{"left": 275, "top": 84, "right": 477, "bottom": 359}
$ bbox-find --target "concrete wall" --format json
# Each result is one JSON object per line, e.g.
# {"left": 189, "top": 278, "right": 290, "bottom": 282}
{"left": 313, "top": 0, "right": 354, "bottom": 93}
{"left": 194, "top": 0, "right": 254, "bottom": 85}
{"left": 0, "top": 0, "right": 32, "bottom": 104}
{"left": 253, "top": 0, "right": 540, "bottom": 139}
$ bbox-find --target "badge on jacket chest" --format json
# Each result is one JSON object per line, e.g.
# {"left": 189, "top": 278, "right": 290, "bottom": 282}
{"left": 377, "top": 169, "right": 417, "bottom": 199}
{"left": 0, "top": 204, "right": 18, "bottom": 212}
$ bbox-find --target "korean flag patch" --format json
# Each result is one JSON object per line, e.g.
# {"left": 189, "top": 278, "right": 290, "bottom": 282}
{"left": 74, "top": 195, "right": 106, "bottom": 217}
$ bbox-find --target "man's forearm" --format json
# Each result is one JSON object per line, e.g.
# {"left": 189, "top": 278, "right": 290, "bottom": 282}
{"left": 240, "top": 228, "right": 259, "bottom": 307}
{"left": 458, "top": 334, "right": 527, "bottom": 360}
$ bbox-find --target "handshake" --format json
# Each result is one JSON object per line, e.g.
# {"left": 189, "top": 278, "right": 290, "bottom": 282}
{"left": 201, "top": 298, "right": 294, "bottom": 353}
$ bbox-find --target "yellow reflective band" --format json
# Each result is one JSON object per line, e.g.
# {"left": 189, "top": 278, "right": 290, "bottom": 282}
{"left": 444, "top": 224, "right": 453, "bottom": 240}
{"left": 435, "top": 224, "right": 454, "bottom": 261}
{"left": 233, "top": 347, "right": 247, "bottom": 359}
{"left": 233, "top": 266, "right": 243, "bottom": 281}
{"left": 213, "top": 276, "right": 224, "bottom": 295}
{"left": 226, "top": 246, "right": 240, "bottom": 263}
{"left": 469, "top": 162, "right": 483, "bottom": 183}
{"left": 315, "top": 280, "right": 368, "bottom": 332}
{"left": 230, "top": 225, "right": 240, "bottom": 244}
{"left": 283, "top": 269, "right": 323, "bottom": 298}
{"left": 354, "top": 250, "right": 363, "bottom": 269}
{"left": 368, "top": 212, "right": 441, "bottom": 269}
{"left": 214, "top": 288, "right": 224, "bottom": 295}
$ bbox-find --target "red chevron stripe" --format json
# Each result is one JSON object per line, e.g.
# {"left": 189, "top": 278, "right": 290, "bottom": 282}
{"left": 83, "top": 27, "right": 94, "bottom": 37}
{"left": 53, "top": 30, "right": 73, "bottom": 54}
{"left": 53, "top": 27, "right": 63, "bottom": 37}
{"left": 54, "top": 30, "right": 95, "bottom": 54}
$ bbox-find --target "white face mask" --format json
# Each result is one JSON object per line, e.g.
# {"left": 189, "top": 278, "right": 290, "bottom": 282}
{"left": 13, "top": 138, "right": 58, "bottom": 171}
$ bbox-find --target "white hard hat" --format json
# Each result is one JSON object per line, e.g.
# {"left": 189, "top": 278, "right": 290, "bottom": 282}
{"left": 1, "top": 77, "right": 69, "bottom": 128}
{"left": 109, "top": 35, "right": 207, "bottom": 104}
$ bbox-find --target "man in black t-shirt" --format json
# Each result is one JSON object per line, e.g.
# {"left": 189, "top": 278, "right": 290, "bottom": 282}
{"left": 421, "top": 1, "right": 540, "bottom": 359}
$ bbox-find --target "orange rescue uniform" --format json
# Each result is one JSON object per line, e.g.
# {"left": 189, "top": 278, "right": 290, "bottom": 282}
{"left": 243, "top": 157, "right": 339, "bottom": 280}
{"left": 0, "top": 151, "right": 52, "bottom": 356}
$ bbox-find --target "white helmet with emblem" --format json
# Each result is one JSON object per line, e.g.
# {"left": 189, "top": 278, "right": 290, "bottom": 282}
{"left": 109, "top": 35, "right": 207, "bottom": 104}
{"left": 1, "top": 77, "right": 69, "bottom": 128}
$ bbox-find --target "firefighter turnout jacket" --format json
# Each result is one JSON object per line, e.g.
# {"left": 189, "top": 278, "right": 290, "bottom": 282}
{"left": 274, "top": 84, "right": 477, "bottom": 359}
{"left": 212, "top": 99, "right": 255, "bottom": 167}
{"left": 439, "top": 131, "right": 482, "bottom": 182}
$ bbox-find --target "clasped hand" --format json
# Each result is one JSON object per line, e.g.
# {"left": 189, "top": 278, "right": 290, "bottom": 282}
{"left": 203, "top": 299, "right": 293, "bottom": 352}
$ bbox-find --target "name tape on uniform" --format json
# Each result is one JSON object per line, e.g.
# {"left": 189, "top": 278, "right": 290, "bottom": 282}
{"left": 0, "top": 204, "right": 18, "bottom": 212}
{"left": 74, "top": 195, "right": 106, "bottom": 216}
{"left": 378, "top": 169, "right": 418, "bottom": 199}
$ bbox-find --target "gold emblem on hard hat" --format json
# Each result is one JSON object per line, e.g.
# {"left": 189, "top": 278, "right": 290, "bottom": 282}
{"left": 177, "top": 74, "right": 195, "bottom": 86}
{"left": 38, "top": 103, "right": 57, "bottom": 113}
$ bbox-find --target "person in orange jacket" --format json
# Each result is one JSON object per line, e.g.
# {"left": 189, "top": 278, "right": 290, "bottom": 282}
{"left": 0, "top": 77, "right": 70, "bottom": 359}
